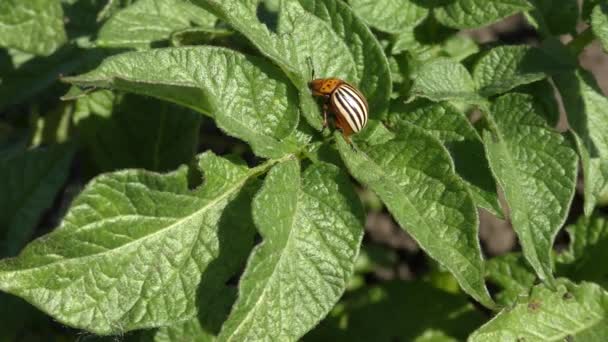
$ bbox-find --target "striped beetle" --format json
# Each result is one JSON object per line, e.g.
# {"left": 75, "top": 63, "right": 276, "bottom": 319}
{"left": 308, "top": 78, "right": 369, "bottom": 142}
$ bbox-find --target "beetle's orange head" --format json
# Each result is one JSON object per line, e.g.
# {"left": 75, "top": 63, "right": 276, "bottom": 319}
{"left": 308, "top": 78, "right": 343, "bottom": 96}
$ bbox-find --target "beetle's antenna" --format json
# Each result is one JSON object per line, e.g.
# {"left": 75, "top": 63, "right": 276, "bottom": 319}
{"left": 306, "top": 57, "right": 315, "bottom": 80}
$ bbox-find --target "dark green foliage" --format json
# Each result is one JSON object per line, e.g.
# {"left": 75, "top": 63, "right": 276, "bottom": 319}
{"left": 1, "top": 0, "right": 608, "bottom": 340}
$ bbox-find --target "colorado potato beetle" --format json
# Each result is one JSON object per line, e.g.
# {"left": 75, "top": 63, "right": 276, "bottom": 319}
{"left": 308, "top": 78, "right": 369, "bottom": 142}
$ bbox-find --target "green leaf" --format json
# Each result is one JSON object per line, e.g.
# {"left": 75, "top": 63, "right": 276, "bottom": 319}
{"left": 152, "top": 287, "right": 236, "bottom": 341}
{"left": 306, "top": 280, "right": 485, "bottom": 341}
{"left": 96, "top": 0, "right": 138, "bottom": 22}
{"left": 154, "top": 318, "right": 215, "bottom": 342}
{"left": 64, "top": 46, "right": 300, "bottom": 159}
{"left": 170, "top": 27, "right": 234, "bottom": 47}
{"left": 558, "top": 215, "right": 608, "bottom": 288}
{"left": 391, "top": 15, "right": 459, "bottom": 58}
{"left": 219, "top": 159, "right": 365, "bottom": 341}
{"left": 346, "top": 0, "right": 428, "bottom": 34}
{"left": 97, "top": 0, "right": 217, "bottom": 49}
{"left": 553, "top": 69, "right": 608, "bottom": 214}
{"left": 195, "top": 0, "right": 391, "bottom": 127}
{"left": 0, "top": 0, "right": 67, "bottom": 55}
{"left": 584, "top": 0, "right": 604, "bottom": 20}
{"left": 527, "top": 0, "right": 578, "bottom": 35}
{"left": 592, "top": 4, "right": 608, "bottom": 53}
{"left": 0, "top": 152, "right": 259, "bottom": 334}
{"left": 388, "top": 100, "right": 502, "bottom": 217}
{"left": 482, "top": 93, "right": 578, "bottom": 284}
{"left": 472, "top": 45, "right": 557, "bottom": 97}
{"left": 336, "top": 128, "right": 495, "bottom": 308}
{"left": 73, "top": 90, "right": 201, "bottom": 172}
{"left": 0, "top": 144, "right": 74, "bottom": 258}
{"left": 441, "top": 35, "right": 480, "bottom": 62}
{"left": 409, "top": 58, "right": 485, "bottom": 105}
{"left": 434, "top": 0, "right": 533, "bottom": 29}
{"left": 298, "top": 0, "right": 392, "bottom": 120}
{"left": 470, "top": 280, "right": 608, "bottom": 341}
{"left": 486, "top": 253, "right": 536, "bottom": 306}
{"left": 0, "top": 47, "right": 106, "bottom": 111}
{"left": 353, "top": 120, "right": 395, "bottom": 146}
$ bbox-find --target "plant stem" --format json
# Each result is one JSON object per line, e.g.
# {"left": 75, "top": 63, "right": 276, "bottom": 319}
{"left": 568, "top": 27, "right": 595, "bottom": 56}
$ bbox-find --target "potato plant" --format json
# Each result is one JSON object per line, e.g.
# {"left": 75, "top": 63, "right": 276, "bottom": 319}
{"left": 1, "top": 0, "right": 608, "bottom": 340}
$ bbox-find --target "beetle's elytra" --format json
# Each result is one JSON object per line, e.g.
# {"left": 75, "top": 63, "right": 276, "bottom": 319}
{"left": 308, "top": 78, "right": 369, "bottom": 142}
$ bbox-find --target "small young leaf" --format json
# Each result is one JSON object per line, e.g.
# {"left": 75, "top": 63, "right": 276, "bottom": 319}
{"left": 483, "top": 94, "right": 578, "bottom": 284}
{"left": 472, "top": 45, "right": 556, "bottom": 97}
{"left": 336, "top": 128, "right": 495, "bottom": 308}
{"left": 346, "top": 0, "right": 428, "bottom": 34}
{"left": 306, "top": 281, "right": 485, "bottom": 341}
{"left": 0, "top": 152, "right": 258, "bottom": 334}
{"left": 388, "top": 100, "right": 502, "bottom": 217}
{"left": 0, "top": 0, "right": 67, "bottom": 55}
{"left": 97, "top": 0, "right": 217, "bottom": 49}
{"left": 0, "top": 144, "right": 74, "bottom": 258}
{"left": 470, "top": 280, "right": 608, "bottom": 341}
{"left": 592, "top": 4, "right": 608, "bottom": 53}
{"left": 558, "top": 215, "right": 608, "bottom": 288}
{"left": 73, "top": 90, "right": 201, "bottom": 172}
{"left": 486, "top": 253, "right": 536, "bottom": 306}
{"left": 219, "top": 159, "right": 365, "bottom": 341}
{"left": 410, "top": 58, "right": 485, "bottom": 105}
{"left": 64, "top": 47, "right": 300, "bottom": 158}
{"left": 434, "top": 0, "right": 533, "bottom": 29}
{"left": 553, "top": 69, "right": 608, "bottom": 214}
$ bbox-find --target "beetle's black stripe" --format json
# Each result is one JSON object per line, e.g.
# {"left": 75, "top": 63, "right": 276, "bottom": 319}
{"left": 339, "top": 84, "right": 368, "bottom": 127}
{"left": 338, "top": 87, "right": 367, "bottom": 131}
{"left": 334, "top": 86, "right": 367, "bottom": 132}
{"left": 333, "top": 90, "right": 362, "bottom": 131}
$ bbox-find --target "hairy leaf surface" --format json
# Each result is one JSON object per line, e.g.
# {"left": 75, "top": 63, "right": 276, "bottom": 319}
{"left": 64, "top": 47, "right": 300, "bottom": 158}
{"left": 434, "top": 0, "right": 533, "bottom": 29}
{"left": 409, "top": 58, "right": 485, "bottom": 105}
{"left": 97, "top": 0, "right": 217, "bottom": 49}
{"left": 0, "top": 153, "right": 258, "bottom": 334}
{"left": 219, "top": 159, "right": 365, "bottom": 341}
{"left": 483, "top": 94, "right": 578, "bottom": 284}
{"left": 388, "top": 100, "right": 501, "bottom": 216}
{"left": 337, "top": 128, "right": 494, "bottom": 308}
{"left": 473, "top": 45, "right": 554, "bottom": 97}
{"left": 347, "top": 0, "right": 428, "bottom": 34}
{"left": 0, "top": 0, "right": 66, "bottom": 55}
{"left": 470, "top": 280, "right": 608, "bottom": 341}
